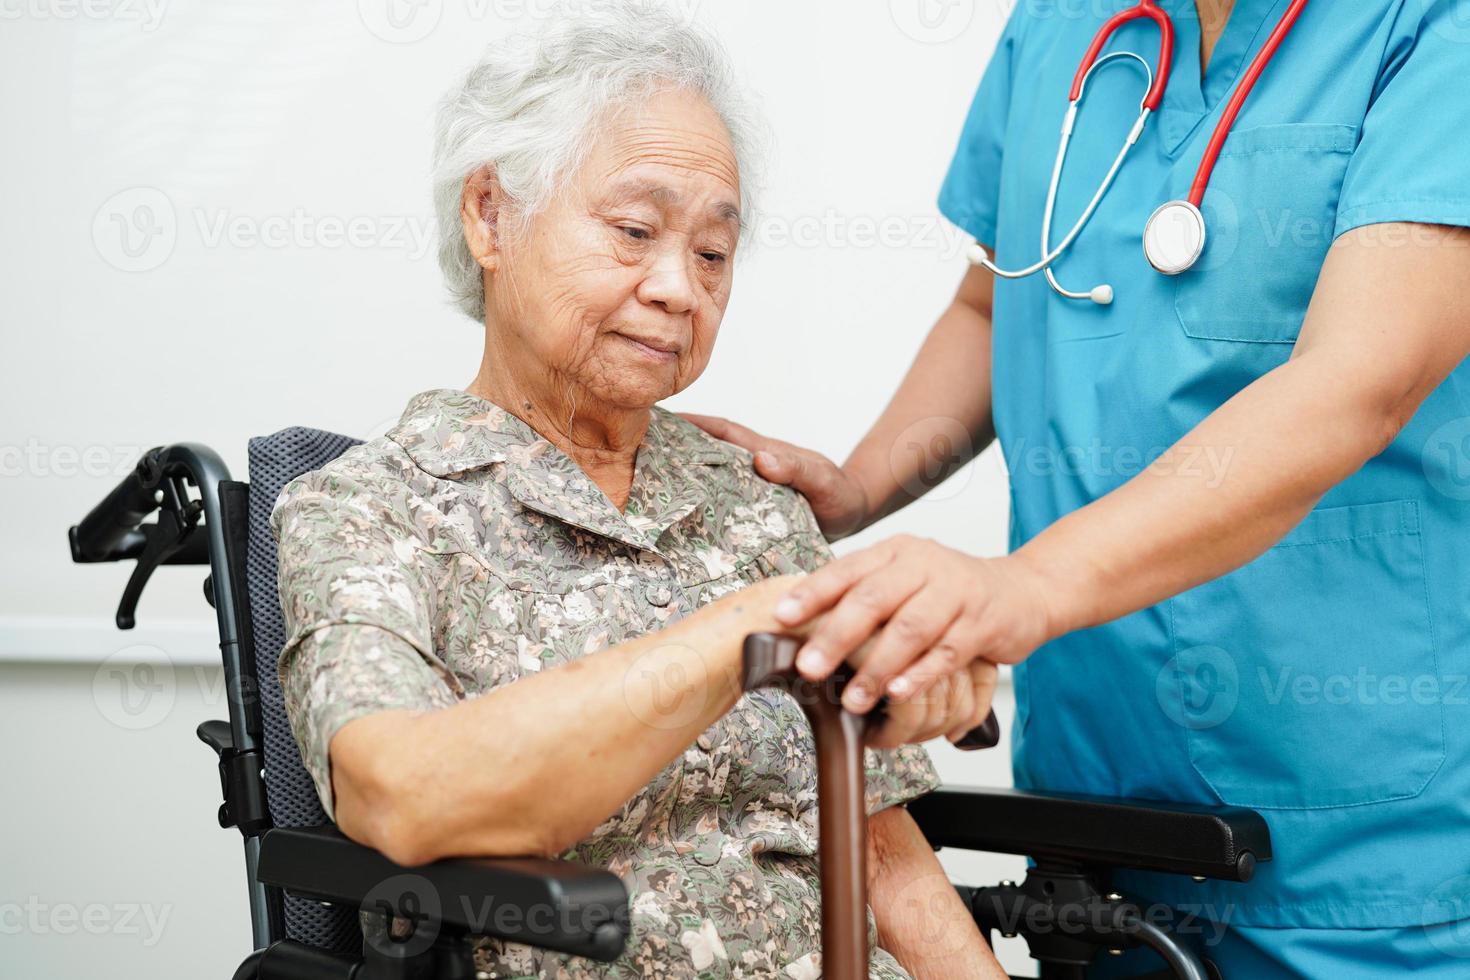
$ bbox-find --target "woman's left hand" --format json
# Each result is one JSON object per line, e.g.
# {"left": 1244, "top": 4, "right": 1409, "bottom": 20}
{"left": 775, "top": 535, "right": 1058, "bottom": 713}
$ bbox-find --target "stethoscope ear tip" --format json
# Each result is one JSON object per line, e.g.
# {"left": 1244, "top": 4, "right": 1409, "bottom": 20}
{"left": 1090, "top": 284, "right": 1114, "bottom": 305}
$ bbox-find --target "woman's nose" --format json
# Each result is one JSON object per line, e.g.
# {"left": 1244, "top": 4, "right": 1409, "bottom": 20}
{"left": 636, "top": 249, "right": 698, "bottom": 314}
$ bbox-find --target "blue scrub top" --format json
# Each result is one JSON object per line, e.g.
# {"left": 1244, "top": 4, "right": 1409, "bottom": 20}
{"left": 939, "top": 0, "right": 1470, "bottom": 929}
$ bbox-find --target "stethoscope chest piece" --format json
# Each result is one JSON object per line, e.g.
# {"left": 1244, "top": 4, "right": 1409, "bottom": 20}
{"left": 1144, "top": 199, "right": 1206, "bottom": 275}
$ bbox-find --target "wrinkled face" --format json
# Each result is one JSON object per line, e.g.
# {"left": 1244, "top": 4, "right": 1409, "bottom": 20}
{"left": 484, "top": 87, "right": 741, "bottom": 411}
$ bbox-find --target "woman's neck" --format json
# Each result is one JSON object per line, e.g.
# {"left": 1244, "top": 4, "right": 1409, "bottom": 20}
{"left": 467, "top": 347, "right": 647, "bottom": 511}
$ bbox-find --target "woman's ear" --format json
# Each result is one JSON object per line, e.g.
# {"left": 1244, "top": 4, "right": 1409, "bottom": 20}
{"left": 460, "top": 166, "right": 505, "bottom": 273}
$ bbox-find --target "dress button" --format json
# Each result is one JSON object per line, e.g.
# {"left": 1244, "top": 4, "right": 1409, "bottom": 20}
{"left": 644, "top": 583, "right": 674, "bottom": 607}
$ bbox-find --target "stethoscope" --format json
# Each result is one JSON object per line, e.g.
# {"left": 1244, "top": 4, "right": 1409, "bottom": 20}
{"left": 967, "top": 0, "right": 1310, "bottom": 305}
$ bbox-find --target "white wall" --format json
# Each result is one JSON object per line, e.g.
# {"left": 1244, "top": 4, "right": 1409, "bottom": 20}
{"left": 1, "top": 0, "right": 1033, "bottom": 975}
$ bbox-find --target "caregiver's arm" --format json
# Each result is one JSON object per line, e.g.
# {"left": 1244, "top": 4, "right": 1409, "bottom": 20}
{"left": 685, "top": 262, "right": 998, "bottom": 540}
{"left": 779, "top": 224, "right": 1470, "bottom": 701}
{"left": 868, "top": 805, "right": 1007, "bottom": 979}
{"left": 328, "top": 577, "right": 790, "bottom": 866}
{"left": 1021, "top": 222, "right": 1470, "bottom": 640}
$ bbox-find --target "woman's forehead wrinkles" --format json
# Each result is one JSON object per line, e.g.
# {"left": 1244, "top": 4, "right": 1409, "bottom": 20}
{"left": 604, "top": 125, "right": 739, "bottom": 189}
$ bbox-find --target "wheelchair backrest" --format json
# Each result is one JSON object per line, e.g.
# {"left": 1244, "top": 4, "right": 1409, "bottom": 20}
{"left": 245, "top": 427, "right": 362, "bottom": 955}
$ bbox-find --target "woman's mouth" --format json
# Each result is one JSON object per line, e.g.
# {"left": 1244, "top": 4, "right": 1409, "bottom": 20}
{"left": 615, "top": 333, "right": 681, "bottom": 363}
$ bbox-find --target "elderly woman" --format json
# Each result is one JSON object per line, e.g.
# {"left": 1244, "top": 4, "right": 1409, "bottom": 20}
{"left": 271, "top": 6, "right": 1003, "bottom": 979}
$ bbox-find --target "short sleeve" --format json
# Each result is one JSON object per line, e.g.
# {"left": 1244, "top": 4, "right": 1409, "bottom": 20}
{"left": 1335, "top": 0, "right": 1470, "bottom": 238}
{"left": 937, "top": 7, "right": 1028, "bottom": 247}
{"left": 271, "top": 465, "right": 462, "bottom": 820}
{"left": 864, "top": 744, "right": 942, "bottom": 816}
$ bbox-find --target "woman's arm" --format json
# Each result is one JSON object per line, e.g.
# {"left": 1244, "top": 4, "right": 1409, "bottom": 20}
{"left": 868, "top": 805, "right": 1006, "bottom": 979}
{"left": 774, "top": 223, "right": 1470, "bottom": 703}
{"left": 684, "top": 262, "right": 998, "bottom": 540}
{"left": 329, "top": 577, "right": 995, "bottom": 866}
{"left": 329, "top": 575, "right": 793, "bottom": 866}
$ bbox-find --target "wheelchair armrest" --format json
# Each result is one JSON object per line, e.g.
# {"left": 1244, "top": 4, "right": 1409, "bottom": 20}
{"left": 256, "top": 825, "right": 629, "bottom": 962}
{"left": 909, "top": 786, "right": 1271, "bottom": 882}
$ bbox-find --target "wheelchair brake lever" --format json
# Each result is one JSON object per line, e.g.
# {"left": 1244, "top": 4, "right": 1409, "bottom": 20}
{"left": 114, "top": 476, "right": 205, "bottom": 629}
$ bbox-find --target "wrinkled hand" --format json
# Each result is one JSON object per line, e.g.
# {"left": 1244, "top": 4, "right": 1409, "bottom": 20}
{"left": 680, "top": 414, "right": 869, "bottom": 540}
{"left": 777, "top": 535, "right": 1056, "bottom": 712}
{"left": 862, "top": 656, "right": 998, "bottom": 750}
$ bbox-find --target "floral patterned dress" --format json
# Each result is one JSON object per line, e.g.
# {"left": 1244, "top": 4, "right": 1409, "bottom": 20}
{"left": 273, "top": 388, "right": 941, "bottom": 978}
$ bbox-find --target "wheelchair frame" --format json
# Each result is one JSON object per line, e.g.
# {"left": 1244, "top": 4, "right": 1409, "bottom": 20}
{"left": 70, "top": 438, "right": 1272, "bottom": 980}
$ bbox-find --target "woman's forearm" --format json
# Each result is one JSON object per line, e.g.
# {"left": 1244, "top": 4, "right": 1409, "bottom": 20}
{"left": 330, "top": 576, "right": 798, "bottom": 865}
{"left": 843, "top": 265, "right": 998, "bottom": 532}
{"left": 868, "top": 806, "right": 1006, "bottom": 979}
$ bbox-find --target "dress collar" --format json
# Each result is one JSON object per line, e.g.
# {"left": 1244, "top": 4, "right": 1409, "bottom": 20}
{"left": 388, "top": 388, "right": 734, "bottom": 553}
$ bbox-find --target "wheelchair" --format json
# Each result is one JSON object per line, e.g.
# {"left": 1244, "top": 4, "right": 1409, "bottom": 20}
{"left": 68, "top": 426, "right": 1272, "bottom": 979}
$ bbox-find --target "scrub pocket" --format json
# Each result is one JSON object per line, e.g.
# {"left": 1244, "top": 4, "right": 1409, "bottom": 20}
{"left": 1173, "top": 123, "right": 1357, "bottom": 345}
{"left": 1167, "top": 499, "right": 1445, "bottom": 810}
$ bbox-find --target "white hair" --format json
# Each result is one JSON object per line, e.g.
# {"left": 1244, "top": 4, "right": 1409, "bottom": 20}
{"left": 431, "top": 1, "right": 762, "bottom": 322}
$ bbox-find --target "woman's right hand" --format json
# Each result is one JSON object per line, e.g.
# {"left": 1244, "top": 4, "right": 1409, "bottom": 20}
{"left": 680, "top": 414, "right": 870, "bottom": 540}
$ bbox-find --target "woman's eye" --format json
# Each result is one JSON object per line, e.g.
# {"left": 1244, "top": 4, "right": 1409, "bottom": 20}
{"left": 699, "top": 250, "right": 727, "bottom": 264}
{"left": 620, "top": 226, "right": 650, "bottom": 241}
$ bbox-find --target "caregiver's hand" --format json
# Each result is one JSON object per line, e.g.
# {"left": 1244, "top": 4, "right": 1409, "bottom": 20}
{"left": 777, "top": 535, "right": 1057, "bottom": 713}
{"left": 680, "top": 414, "right": 869, "bottom": 540}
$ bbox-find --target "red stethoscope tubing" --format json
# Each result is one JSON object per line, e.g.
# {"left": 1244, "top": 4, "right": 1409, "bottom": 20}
{"left": 1069, "top": 0, "right": 1310, "bottom": 207}
{"left": 1069, "top": 0, "right": 1175, "bottom": 110}
{"left": 1188, "top": 0, "right": 1311, "bottom": 206}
